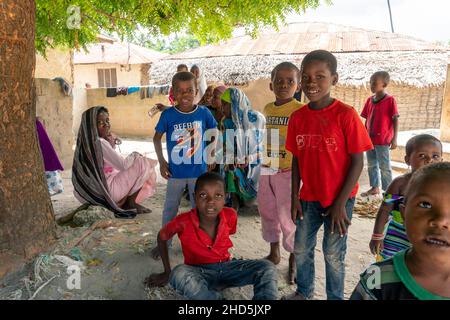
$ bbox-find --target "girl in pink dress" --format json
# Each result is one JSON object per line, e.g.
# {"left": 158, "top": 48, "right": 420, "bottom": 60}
{"left": 73, "top": 106, "right": 157, "bottom": 217}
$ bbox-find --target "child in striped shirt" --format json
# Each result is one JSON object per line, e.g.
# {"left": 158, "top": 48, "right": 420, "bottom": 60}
{"left": 352, "top": 162, "right": 450, "bottom": 300}
{"left": 369, "top": 134, "right": 442, "bottom": 260}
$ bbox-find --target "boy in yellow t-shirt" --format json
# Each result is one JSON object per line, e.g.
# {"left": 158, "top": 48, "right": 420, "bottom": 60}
{"left": 258, "top": 62, "right": 304, "bottom": 284}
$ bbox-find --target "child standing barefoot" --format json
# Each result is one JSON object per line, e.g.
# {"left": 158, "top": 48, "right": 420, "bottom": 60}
{"left": 258, "top": 62, "right": 304, "bottom": 284}
{"left": 285, "top": 50, "right": 373, "bottom": 300}
{"left": 352, "top": 162, "right": 450, "bottom": 300}
{"left": 370, "top": 134, "right": 443, "bottom": 260}
{"left": 361, "top": 71, "right": 399, "bottom": 197}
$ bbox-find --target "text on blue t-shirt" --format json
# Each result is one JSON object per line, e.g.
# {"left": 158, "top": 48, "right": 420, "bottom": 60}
{"left": 155, "top": 105, "right": 218, "bottom": 179}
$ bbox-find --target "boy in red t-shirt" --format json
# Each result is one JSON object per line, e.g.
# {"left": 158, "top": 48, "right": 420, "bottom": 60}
{"left": 145, "top": 172, "right": 278, "bottom": 300}
{"left": 360, "top": 71, "right": 399, "bottom": 197}
{"left": 284, "top": 50, "right": 373, "bottom": 300}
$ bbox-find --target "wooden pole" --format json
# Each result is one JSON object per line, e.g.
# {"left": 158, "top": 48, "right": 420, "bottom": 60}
{"left": 387, "top": 0, "right": 395, "bottom": 33}
{"left": 439, "top": 64, "right": 450, "bottom": 142}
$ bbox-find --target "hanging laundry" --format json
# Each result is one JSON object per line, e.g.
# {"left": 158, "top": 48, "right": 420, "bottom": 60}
{"left": 140, "top": 87, "right": 147, "bottom": 100}
{"left": 106, "top": 88, "right": 117, "bottom": 97}
{"left": 127, "top": 86, "right": 140, "bottom": 95}
{"left": 52, "top": 77, "right": 73, "bottom": 97}
{"left": 147, "top": 86, "right": 155, "bottom": 98}
{"left": 117, "top": 87, "right": 128, "bottom": 95}
{"left": 162, "top": 84, "right": 170, "bottom": 95}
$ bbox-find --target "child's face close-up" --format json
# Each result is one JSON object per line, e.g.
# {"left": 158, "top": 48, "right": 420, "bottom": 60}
{"left": 370, "top": 77, "right": 386, "bottom": 94}
{"left": 212, "top": 92, "right": 222, "bottom": 109}
{"left": 405, "top": 142, "right": 442, "bottom": 171}
{"left": 97, "top": 112, "right": 111, "bottom": 139}
{"left": 203, "top": 88, "right": 213, "bottom": 105}
{"left": 174, "top": 80, "right": 197, "bottom": 110}
{"left": 271, "top": 68, "right": 299, "bottom": 104}
{"left": 402, "top": 176, "right": 450, "bottom": 262}
{"left": 301, "top": 60, "right": 337, "bottom": 107}
{"left": 221, "top": 101, "right": 232, "bottom": 118}
{"left": 195, "top": 181, "right": 226, "bottom": 219}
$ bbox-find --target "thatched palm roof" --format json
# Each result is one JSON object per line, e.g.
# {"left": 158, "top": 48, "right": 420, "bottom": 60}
{"left": 150, "top": 22, "right": 449, "bottom": 87}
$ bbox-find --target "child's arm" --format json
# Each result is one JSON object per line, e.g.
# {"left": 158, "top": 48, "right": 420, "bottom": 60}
{"left": 155, "top": 103, "right": 170, "bottom": 111}
{"left": 325, "top": 152, "right": 364, "bottom": 236}
{"left": 204, "top": 110, "right": 219, "bottom": 171}
{"left": 206, "top": 128, "right": 219, "bottom": 171}
{"left": 144, "top": 232, "right": 172, "bottom": 287}
{"left": 291, "top": 156, "right": 303, "bottom": 222}
{"left": 390, "top": 116, "right": 399, "bottom": 150}
{"left": 369, "top": 176, "right": 402, "bottom": 255}
{"left": 154, "top": 131, "right": 171, "bottom": 179}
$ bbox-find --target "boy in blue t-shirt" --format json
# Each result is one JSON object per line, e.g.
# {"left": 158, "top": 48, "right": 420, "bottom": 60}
{"left": 151, "top": 71, "right": 218, "bottom": 259}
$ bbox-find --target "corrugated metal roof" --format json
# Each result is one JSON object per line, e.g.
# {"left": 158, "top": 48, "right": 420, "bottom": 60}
{"left": 166, "top": 22, "right": 447, "bottom": 60}
{"left": 74, "top": 41, "right": 167, "bottom": 65}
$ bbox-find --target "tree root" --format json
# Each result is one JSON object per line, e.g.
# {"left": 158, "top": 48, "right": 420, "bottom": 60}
{"left": 56, "top": 203, "right": 90, "bottom": 225}
{"left": 64, "top": 219, "right": 139, "bottom": 252}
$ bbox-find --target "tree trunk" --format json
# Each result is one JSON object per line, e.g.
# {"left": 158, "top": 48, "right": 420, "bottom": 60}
{"left": 0, "top": 0, "right": 56, "bottom": 276}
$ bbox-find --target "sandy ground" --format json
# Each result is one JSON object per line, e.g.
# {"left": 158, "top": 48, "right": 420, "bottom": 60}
{"left": 0, "top": 138, "right": 394, "bottom": 300}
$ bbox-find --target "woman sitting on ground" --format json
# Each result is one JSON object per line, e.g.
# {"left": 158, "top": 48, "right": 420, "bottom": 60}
{"left": 72, "top": 106, "right": 158, "bottom": 217}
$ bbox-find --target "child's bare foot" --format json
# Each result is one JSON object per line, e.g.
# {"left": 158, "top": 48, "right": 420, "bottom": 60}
{"left": 150, "top": 246, "right": 160, "bottom": 260}
{"left": 361, "top": 187, "right": 381, "bottom": 197}
{"left": 266, "top": 243, "right": 281, "bottom": 264}
{"left": 281, "top": 291, "right": 308, "bottom": 300}
{"left": 288, "top": 253, "right": 296, "bottom": 285}
{"left": 265, "top": 253, "right": 281, "bottom": 265}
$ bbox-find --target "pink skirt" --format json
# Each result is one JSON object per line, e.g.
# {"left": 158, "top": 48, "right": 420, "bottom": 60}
{"left": 106, "top": 156, "right": 158, "bottom": 204}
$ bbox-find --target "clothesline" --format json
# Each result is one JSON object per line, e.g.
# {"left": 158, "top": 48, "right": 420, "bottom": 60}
{"left": 106, "top": 84, "right": 170, "bottom": 99}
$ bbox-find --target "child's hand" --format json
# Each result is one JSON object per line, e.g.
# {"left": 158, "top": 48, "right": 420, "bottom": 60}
{"left": 237, "top": 163, "right": 248, "bottom": 169}
{"left": 235, "top": 157, "right": 249, "bottom": 169}
{"left": 159, "top": 160, "right": 172, "bottom": 179}
{"left": 131, "top": 151, "right": 143, "bottom": 157}
{"left": 291, "top": 198, "right": 303, "bottom": 222}
{"left": 144, "top": 272, "right": 170, "bottom": 287}
{"left": 207, "top": 163, "right": 216, "bottom": 172}
{"left": 155, "top": 103, "right": 167, "bottom": 111}
{"left": 369, "top": 239, "right": 384, "bottom": 255}
{"left": 324, "top": 203, "right": 351, "bottom": 236}
{"left": 390, "top": 139, "right": 398, "bottom": 150}
{"left": 106, "top": 133, "right": 116, "bottom": 148}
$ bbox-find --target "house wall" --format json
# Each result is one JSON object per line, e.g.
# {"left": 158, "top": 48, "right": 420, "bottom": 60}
{"left": 333, "top": 84, "right": 444, "bottom": 131}
{"left": 391, "top": 145, "right": 450, "bottom": 163}
{"left": 35, "top": 79, "right": 74, "bottom": 170}
{"left": 72, "top": 88, "right": 170, "bottom": 138}
{"left": 70, "top": 79, "right": 444, "bottom": 142}
{"left": 74, "top": 63, "right": 142, "bottom": 88}
{"left": 239, "top": 79, "right": 444, "bottom": 131}
{"left": 72, "top": 87, "right": 88, "bottom": 137}
{"left": 35, "top": 48, "right": 73, "bottom": 83}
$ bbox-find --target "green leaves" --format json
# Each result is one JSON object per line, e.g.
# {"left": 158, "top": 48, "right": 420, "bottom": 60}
{"left": 35, "top": 0, "right": 324, "bottom": 54}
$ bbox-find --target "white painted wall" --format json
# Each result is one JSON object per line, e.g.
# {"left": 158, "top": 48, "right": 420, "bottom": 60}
{"left": 72, "top": 87, "right": 88, "bottom": 137}
{"left": 36, "top": 48, "right": 72, "bottom": 82}
{"left": 74, "top": 63, "right": 142, "bottom": 88}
